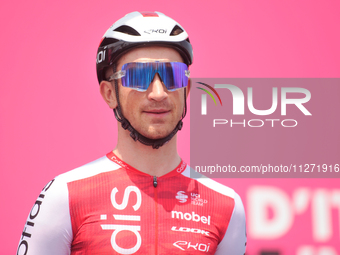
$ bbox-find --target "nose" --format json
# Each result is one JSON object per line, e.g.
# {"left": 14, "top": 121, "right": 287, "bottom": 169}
{"left": 147, "top": 73, "right": 168, "bottom": 101}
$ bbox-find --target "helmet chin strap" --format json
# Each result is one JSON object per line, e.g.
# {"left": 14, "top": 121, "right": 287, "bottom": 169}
{"left": 112, "top": 64, "right": 187, "bottom": 149}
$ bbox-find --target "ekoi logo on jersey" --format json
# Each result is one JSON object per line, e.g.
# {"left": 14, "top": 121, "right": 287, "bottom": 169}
{"left": 173, "top": 241, "right": 211, "bottom": 253}
{"left": 100, "top": 186, "right": 142, "bottom": 254}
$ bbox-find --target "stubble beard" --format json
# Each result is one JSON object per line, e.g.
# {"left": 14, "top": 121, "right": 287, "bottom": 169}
{"left": 124, "top": 102, "right": 183, "bottom": 140}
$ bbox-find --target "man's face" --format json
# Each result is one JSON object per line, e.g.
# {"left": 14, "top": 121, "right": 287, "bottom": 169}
{"left": 115, "top": 46, "right": 187, "bottom": 140}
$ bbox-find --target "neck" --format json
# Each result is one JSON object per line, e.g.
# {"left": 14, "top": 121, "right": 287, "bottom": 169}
{"left": 113, "top": 127, "right": 181, "bottom": 177}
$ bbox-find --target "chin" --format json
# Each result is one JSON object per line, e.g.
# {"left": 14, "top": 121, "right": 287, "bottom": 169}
{"left": 143, "top": 131, "right": 171, "bottom": 140}
{"left": 140, "top": 127, "right": 174, "bottom": 140}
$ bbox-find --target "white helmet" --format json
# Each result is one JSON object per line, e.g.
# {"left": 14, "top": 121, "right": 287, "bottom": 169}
{"left": 96, "top": 11, "right": 193, "bottom": 83}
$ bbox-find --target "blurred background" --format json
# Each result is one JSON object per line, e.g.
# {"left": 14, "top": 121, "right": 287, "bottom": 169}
{"left": 1, "top": 0, "right": 339, "bottom": 254}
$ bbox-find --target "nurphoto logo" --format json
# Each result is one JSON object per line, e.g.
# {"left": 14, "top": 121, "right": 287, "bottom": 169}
{"left": 197, "top": 82, "right": 312, "bottom": 128}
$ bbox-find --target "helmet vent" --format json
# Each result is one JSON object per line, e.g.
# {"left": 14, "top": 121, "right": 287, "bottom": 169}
{"left": 170, "top": 25, "right": 184, "bottom": 36}
{"left": 99, "top": 38, "right": 119, "bottom": 47}
{"left": 114, "top": 25, "right": 141, "bottom": 36}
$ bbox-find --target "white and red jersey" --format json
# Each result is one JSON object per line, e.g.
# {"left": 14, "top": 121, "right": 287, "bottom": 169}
{"left": 17, "top": 152, "right": 246, "bottom": 255}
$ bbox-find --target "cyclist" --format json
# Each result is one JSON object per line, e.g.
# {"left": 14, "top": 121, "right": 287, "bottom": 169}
{"left": 17, "top": 11, "right": 246, "bottom": 255}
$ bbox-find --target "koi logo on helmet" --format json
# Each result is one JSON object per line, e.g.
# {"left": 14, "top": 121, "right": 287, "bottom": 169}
{"left": 144, "top": 29, "right": 167, "bottom": 34}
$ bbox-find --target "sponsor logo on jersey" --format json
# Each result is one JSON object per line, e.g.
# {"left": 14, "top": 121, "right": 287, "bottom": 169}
{"left": 191, "top": 193, "right": 208, "bottom": 206}
{"left": 176, "top": 191, "right": 188, "bottom": 203}
{"left": 17, "top": 179, "right": 55, "bottom": 255}
{"left": 171, "top": 211, "right": 211, "bottom": 225}
{"left": 176, "top": 191, "right": 208, "bottom": 206}
{"left": 171, "top": 226, "right": 210, "bottom": 236}
{"left": 173, "top": 241, "right": 211, "bottom": 252}
{"left": 101, "top": 186, "right": 142, "bottom": 255}
{"left": 177, "top": 161, "right": 187, "bottom": 173}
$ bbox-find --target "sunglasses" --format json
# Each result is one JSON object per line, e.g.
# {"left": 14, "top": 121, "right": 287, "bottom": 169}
{"left": 109, "top": 62, "right": 190, "bottom": 91}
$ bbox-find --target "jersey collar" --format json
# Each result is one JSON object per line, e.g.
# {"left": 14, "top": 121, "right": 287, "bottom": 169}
{"left": 106, "top": 151, "right": 187, "bottom": 178}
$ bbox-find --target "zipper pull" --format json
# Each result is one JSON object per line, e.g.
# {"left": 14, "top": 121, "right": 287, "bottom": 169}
{"left": 153, "top": 176, "right": 158, "bottom": 188}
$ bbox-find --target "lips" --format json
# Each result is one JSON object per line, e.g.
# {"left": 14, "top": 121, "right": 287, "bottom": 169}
{"left": 143, "top": 109, "right": 171, "bottom": 118}
{"left": 144, "top": 109, "right": 170, "bottom": 114}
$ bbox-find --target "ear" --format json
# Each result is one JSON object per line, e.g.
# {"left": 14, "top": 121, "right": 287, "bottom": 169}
{"left": 100, "top": 80, "right": 118, "bottom": 109}
{"left": 186, "top": 78, "right": 191, "bottom": 98}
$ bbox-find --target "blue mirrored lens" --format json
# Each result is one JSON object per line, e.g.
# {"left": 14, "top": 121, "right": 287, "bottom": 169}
{"left": 120, "top": 62, "right": 189, "bottom": 91}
